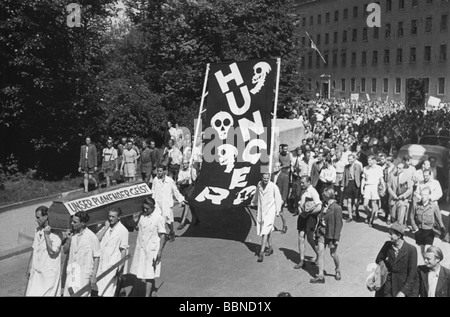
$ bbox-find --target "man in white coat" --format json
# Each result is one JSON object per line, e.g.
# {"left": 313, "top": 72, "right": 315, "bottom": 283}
{"left": 96, "top": 208, "right": 129, "bottom": 297}
{"left": 26, "top": 206, "right": 62, "bottom": 296}
{"left": 130, "top": 197, "right": 166, "bottom": 297}
{"left": 63, "top": 211, "right": 100, "bottom": 297}
{"left": 152, "top": 165, "right": 186, "bottom": 242}
{"left": 251, "top": 173, "right": 283, "bottom": 263}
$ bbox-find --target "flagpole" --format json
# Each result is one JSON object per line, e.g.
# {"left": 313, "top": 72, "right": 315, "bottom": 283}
{"left": 190, "top": 63, "right": 210, "bottom": 168}
{"left": 269, "top": 58, "right": 281, "bottom": 174}
{"left": 305, "top": 31, "right": 327, "bottom": 64}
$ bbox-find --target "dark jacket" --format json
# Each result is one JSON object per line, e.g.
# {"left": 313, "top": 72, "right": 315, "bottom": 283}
{"left": 79, "top": 144, "right": 97, "bottom": 169}
{"left": 318, "top": 201, "right": 343, "bottom": 240}
{"left": 414, "top": 265, "right": 450, "bottom": 297}
{"left": 375, "top": 240, "right": 418, "bottom": 297}
{"left": 310, "top": 161, "right": 323, "bottom": 187}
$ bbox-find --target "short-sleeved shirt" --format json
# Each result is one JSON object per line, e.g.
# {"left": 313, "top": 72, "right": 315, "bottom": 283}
{"left": 363, "top": 165, "right": 384, "bottom": 185}
{"left": 102, "top": 147, "right": 118, "bottom": 162}
{"left": 299, "top": 186, "right": 321, "bottom": 216}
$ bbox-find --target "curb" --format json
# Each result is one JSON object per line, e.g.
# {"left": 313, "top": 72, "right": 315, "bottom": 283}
{"left": 0, "top": 188, "right": 84, "bottom": 214}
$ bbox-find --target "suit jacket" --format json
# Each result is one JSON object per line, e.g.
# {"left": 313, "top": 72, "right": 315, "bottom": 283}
{"left": 343, "top": 162, "right": 363, "bottom": 188}
{"left": 414, "top": 265, "right": 450, "bottom": 297}
{"left": 310, "top": 161, "right": 323, "bottom": 187}
{"left": 375, "top": 240, "right": 418, "bottom": 297}
{"left": 79, "top": 144, "right": 97, "bottom": 169}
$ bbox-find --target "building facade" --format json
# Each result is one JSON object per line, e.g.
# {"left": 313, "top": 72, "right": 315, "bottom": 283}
{"left": 294, "top": 0, "right": 449, "bottom": 104}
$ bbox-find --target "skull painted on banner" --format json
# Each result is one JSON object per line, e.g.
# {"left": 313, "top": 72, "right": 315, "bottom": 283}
{"left": 211, "top": 111, "right": 234, "bottom": 140}
{"left": 250, "top": 62, "right": 272, "bottom": 94}
{"left": 217, "top": 144, "right": 238, "bottom": 173}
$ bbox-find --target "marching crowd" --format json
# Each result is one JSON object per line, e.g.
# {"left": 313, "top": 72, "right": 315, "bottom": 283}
{"left": 25, "top": 98, "right": 450, "bottom": 297}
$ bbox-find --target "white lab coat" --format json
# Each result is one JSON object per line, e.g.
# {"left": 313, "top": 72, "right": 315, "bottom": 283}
{"left": 64, "top": 228, "right": 100, "bottom": 297}
{"left": 251, "top": 181, "right": 283, "bottom": 236}
{"left": 26, "top": 229, "right": 62, "bottom": 296}
{"left": 152, "top": 176, "right": 185, "bottom": 223}
{"left": 97, "top": 221, "right": 129, "bottom": 297}
{"left": 130, "top": 210, "right": 166, "bottom": 279}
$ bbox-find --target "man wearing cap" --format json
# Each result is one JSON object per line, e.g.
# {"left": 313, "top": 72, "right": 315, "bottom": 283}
{"left": 375, "top": 222, "right": 418, "bottom": 297}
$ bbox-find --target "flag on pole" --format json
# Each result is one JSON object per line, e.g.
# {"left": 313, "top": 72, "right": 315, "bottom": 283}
{"left": 305, "top": 31, "right": 326, "bottom": 64}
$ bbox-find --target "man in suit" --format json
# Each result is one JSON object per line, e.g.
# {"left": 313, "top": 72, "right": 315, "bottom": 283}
{"left": 343, "top": 154, "right": 363, "bottom": 222}
{"left": 414, "top": 246, "right": 450, "bottom": 297}
{"left": 79, "top": 137, "right": 98, "bottom": 193}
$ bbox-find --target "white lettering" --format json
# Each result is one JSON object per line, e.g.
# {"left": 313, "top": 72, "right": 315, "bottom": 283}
{"left": 229, "top": 167, "right": 251, "bottom": 190}
{"left": 238, "top": 111, "right": 265, "bottom": 142}
{"left": 242, "top": 139, "right": 267, "bottom": 164}
{"left": 195, "top": 186, "right": 229, "bottom": 205}
{"left": 225, "top": 86, "right": 251, "bottom": 115}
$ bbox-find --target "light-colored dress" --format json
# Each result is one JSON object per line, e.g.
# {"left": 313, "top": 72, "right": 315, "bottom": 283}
{"left": 97, "top": 222, "right": 129, "bottom": 297}
{"left": 64, "top": 228, "right": 100, "bottom": 297}
{"left": 123, "top": 148, "right": 138, "bottom": 177}
{"left": 130, "top": 211, "right": 166, "bottom": 279}
{"left": 251, "top": 181, "right": 283, "bottom": 236}
{"left": 26, "top": 229, "right": 62, "bottom": 296}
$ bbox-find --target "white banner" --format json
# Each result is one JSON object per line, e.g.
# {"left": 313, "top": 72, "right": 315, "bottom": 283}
{"left": 64, "top": 183, "right": 152, "bottom": 215}
{"left": 351, "top": 93, "right": 359, "bottom": 101}
{"left": 428, "top": 96, "right": 441, "bottom": 108}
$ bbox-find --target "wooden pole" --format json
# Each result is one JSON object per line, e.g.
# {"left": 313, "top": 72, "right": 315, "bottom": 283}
{"left": 268, "top": 58, "right": 282, "bottom": 173}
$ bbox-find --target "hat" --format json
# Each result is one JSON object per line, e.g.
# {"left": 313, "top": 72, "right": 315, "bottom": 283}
{"left": 389, "top": 222, "right": 405, "bottom": 235}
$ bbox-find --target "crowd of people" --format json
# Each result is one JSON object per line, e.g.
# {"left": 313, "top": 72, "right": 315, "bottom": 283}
{"left": 25, "top": 98, "right": 450, "bottom": 297}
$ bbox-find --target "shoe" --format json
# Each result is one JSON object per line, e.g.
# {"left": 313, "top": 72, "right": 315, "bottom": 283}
{"left": 355, "top": 214, "right": 361, "bottom": 221}
{"left": 265, "top": 247, "right": 273, "bottom": 256}
{"left": 169, "top": 232, "right": 175, "bottom": 242}
{"left": 386, "top": 219, "right": 391, "bottom": 226}
{"left": 177, "top": 223, "right": 185, "bottom": 230}
{"left": 364, "top": 218, "right": 369, "bottom": 224}
{"left": 346, "top": 218, "right": 353, "bottom": 223}
{"left": 368, "top": 223, "right": 373, "bottom": 228}
{"left": 293, "top": 261, "right": 305, "bottom": 269}
{"left": 257, "top": 253, "right": 264, "bottom": 262}
{"left": 281, "top": 225, "right": 287, "bottom": 234}
{"left": 335, "top": 271, "right": 341, "bottom": 281}
{"left": 310, "top": 275, "right": 325, "bottom": 284}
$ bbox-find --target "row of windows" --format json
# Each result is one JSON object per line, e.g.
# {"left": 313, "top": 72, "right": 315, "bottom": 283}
{"left": 299, "top": 15, "right": 448, "bottom": 47}
{"left": 301, "top": 0, "right": 449, "bottom": 27}
{"left": 307, "top": 77, "right": 447, "bottom": 95}
{"left": 301, "top": 45, "right": 447, "bottom": 69}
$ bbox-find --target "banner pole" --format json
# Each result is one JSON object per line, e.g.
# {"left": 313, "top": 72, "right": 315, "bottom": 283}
{"left": 269, "top": 58, "right": 281, "bottom": 174}
{"left": 190, "top": 63, "right": 210, "bottom": 168}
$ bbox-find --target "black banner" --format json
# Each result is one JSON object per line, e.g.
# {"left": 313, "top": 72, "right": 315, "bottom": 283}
{"left": 190, "top": 59, "right": 278, "bottom": 211}
{"left": 405, "top": 78, "right": 426, "bottom": 110}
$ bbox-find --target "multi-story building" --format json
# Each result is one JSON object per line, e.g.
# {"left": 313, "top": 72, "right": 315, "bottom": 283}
{"left": 294, "top": 0, "right": 449, "bottom": 105}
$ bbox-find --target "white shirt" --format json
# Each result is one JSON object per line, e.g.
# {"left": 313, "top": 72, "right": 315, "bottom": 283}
{"left": 319, "top": 165, "right": 337, "bottom": 183}
{"left": 152, "top": 176, "right": 185, "bottom": 209}
{"left": 428, "top": 267, "right": 441, "bottom": 297}
{"left": 363, "top": 165, "right": 384, "bottom": 185}
{"left": 178, "top": 167, "right": 197, "bottom": 185}
{"left": 102, "top": 147, "right": 118, "bottom": 162}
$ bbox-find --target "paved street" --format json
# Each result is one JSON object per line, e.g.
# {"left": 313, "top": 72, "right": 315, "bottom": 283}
{"left": 1, "top": 202, "right": 450, "bottom": 297}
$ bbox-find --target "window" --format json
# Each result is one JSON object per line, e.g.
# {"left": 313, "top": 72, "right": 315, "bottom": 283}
{"left": 344, "top": 8, "right": 348, "bottom": 20}
{"left": 352, "top": 28, "right": 357, "bottom": 41}
{"left": 363, "top": 27, "right": 368, "bottom": 41}
{"left": 398, "top": 21, "right": 404, "bottom": 37}
{"left": 326, "top": 12, "right": 330, "bottom": 23}
{"left": 308, "top": 53, "right": 313, "bottom": 68}
{"left": 383, "top": 78, "right": 389, "bottom": 93}
{"left": 341, "top": 51, "right": 347, "bottom": 67}
{"left": 384, "top": 49, "right": 390, "bottom": 64}
{"left": 374, "top": 27, "right": 379, "bottom": 39}
{"left": 399, "top": 0, "right": 404, "bottom": 10}
{"left": 410, "top": 47, "right": 416, "bottom": 63}
{"left": 301, "top": 56, "right": 305, "bottom": 68}
{"left": 317, "top": 34, "right": 321, "bottom": 46}
{"left": 341, "top": 78, "right": 346, "bottom": 91}
{"left": 316, "top": 52, "right": 321, "bottom": 68}
{"left": 438, "top": 77, "right": 446, "bottom": 95}
{"left": 361, "top": 78, "right": 366, "bottom": 92}
{"left": 426, "top": 17, "right": 432, "bottom": 32}
{"left": 332, "top": 80, "right": 336, "bottom": 89}
{"left": 396, "top": 48, "right": 403, "bottom": 63}
{"left": 351, "top": 52, "right": 357, "bottom": 66}
{"left": 395, "top": 78, "right": 401, "bottom": 94}
{"left": 302, "top": 17, "right": 306, "bottom": 27}
{"left": 387, "top": 0, "right": 392, "bottom": 11}
{"left": 371, "top": 78, "right": 377, "bottom": 93}
{"left": 334, "top": 32, "right": 338, "bottom": 44}
{"left": 351, "top": 78, "right": 356, "bottom": 92}
{"left": 411, "top": 20, "right": 418, "bottom": 35}
{"left": 318, "top": 14, "right": 322, "bottom": 25}
{"left": 310, "top": 16, "right": 314, "bottom": 26}
{"left": 440, "top": 44, "right": 447, "bottom": 61}
{"left": 385, "top": 23, "right": 391, "bottom": 38}
{"left": 325, "top": 33, "right": 329, "bottom": 45}
{"left": 372, "top": 50, "right": 378, "bottom": 65}
{"left": 424, "top": 78, "right": 430, "bottom": 95}
{"left": 362, "top": 51, "right": 367, "bottom": 66}
{"left": 353, "top": 6, "right": 358, "bottom": 18}
{"left": 412, "top": 0, "right": 418, "bottom": 7}
{"left": 441, "top": 14, "right": 448, "bottom": 32}
{"left": 424, "top": 46, "right": 431, "bottom": 62}
{"left": 324, "top": 52, "right": 329, "bottom": 67}
{"left": 343, "top": 30, "right": 348, "bottom": 43}
{"left": 308, "top": 78, "right": 312, "bottom": 91}
{"left": 334, "top": 10, "right": 339, "bottom": 22}
{"left": 302, "top": 37, "right": 306, "bottom": 46}
{"left": 333, "top": 51, "right": 338, "bottom": 67}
